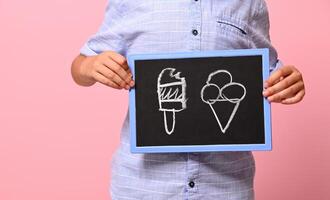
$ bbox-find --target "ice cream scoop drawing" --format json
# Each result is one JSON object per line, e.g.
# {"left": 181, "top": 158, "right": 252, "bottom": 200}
{"left": 201, "top": 70, "right": 246, "bottom": 134}
{"left": 157, "top": 68, "right": 187, "bottom": 135}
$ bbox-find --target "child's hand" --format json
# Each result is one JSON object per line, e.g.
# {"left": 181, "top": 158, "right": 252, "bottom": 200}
{"left": 263, "top": 65, "right": 305, "bottom": 104}
{"left": 80, "top": 51, "right": 135, "bottom": 90}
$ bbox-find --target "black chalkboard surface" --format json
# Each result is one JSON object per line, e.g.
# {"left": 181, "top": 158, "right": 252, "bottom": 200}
{"left": 128, "top": 49, "right": 272, "bottom": 153}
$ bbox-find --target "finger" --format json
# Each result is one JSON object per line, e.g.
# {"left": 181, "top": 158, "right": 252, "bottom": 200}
{"left": 96, "top": 64, "right": 128, "bottom": 89}
{"left": 281, "top": 89, "right": 305, "bottom": 104}
{"left": 273, "top": 76, "right": 283, "bottom": 85}
{"left": 264, "top": 76, "right": 282, "bottom": 89}
{"left": 126, "top": 70, "right": 135, "bottom": 87}
{"left": 103, "top": 59, "right": 132, "bottom": 86}
{"left": 103, "top": 52, "right": 134, "bottom": 87}
{"left": 106, "top": 52, "right": 129, "bottom": 71}
{"left": 119, "top": 62, "right": 134, "bottom": 86}
{"left": 265, "top": 66, "right": 294, "bottom": 88}
{"left": 92, "top": 72, "right": 121, "bottom": 89}
{"left": 263, "top": 72, "right": 301, "bottom": 97}
{"left": 267, "top": 81, "right": 304, "bottom": 102}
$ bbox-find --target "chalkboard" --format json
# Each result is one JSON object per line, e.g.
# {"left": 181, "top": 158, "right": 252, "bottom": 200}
{"left": 128, "top": 49, "right": 271, "bottom": 153}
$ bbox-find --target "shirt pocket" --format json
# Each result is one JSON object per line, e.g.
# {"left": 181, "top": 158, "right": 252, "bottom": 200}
{"left": 213, "top": 15, "right": 251, "bottom": 49}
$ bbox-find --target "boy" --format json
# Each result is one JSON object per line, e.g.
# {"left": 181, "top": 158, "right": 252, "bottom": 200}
{"left": 71, "top": 0, "right": 305, "bottom": 199}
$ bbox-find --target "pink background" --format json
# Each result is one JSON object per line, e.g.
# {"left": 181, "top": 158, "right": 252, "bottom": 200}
{"left": 0, "top": 0, "right": 329, "bottom": 199}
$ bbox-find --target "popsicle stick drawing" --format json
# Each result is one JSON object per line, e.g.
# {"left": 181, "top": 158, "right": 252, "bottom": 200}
{"left": 157, "top": 68, "right": 187, "bottom": 135}
{"left": 201, "top": 70, "right": 246, "bottom": 133}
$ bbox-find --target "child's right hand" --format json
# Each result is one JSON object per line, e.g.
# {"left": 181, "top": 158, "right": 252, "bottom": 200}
{"left": 79, "top": 51, "right": 135, "bottom": 90}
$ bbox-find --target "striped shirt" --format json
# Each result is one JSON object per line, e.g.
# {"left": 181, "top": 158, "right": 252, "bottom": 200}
{"left": 80, "top": 0, "right": 280, "bottom": 199}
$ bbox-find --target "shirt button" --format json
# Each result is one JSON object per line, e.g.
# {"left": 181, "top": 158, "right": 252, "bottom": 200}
{"left": 189, "top": 181, "right": 195, "bottom": 188}
{"left": 192, "top": 29, "right": 198, "bottom": 36}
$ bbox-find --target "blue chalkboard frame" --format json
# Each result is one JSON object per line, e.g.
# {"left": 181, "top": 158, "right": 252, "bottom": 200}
{"left": 128, "top": 48, "right": 272, "bottom": 153}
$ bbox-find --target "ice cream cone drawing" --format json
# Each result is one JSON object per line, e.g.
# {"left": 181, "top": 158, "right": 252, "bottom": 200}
{"left": 201, "top": 70, "right": 246, "bottom": 134}
{"left": 157, "top": 68, "right": 187, "bottom": 135}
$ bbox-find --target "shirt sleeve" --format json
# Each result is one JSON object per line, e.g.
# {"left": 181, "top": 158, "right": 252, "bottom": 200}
{"left": 80, "top": 0, "right": 127, "bottom": 56}
{"left": 270, "top": 59, "right": 284, "bottom": 73}
{"left": 251, "top": 1, "right": 280, "bottom": 73}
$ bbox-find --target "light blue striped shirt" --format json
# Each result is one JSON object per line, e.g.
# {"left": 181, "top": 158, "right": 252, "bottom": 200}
{"left": 80, "top": 0, "right": 280, "bottom": 199}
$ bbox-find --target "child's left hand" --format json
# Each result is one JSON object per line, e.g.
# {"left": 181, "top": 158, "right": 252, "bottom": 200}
{"left": 263, "top": 65, "right": 305, "bottom": 104}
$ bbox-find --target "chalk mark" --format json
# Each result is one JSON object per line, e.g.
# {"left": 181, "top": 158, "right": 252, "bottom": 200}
{"left": 201, "top": 70, "right": 246, "bottom": 134}
{"left": 157, "top": 68, "right": 187, "bottom": 135}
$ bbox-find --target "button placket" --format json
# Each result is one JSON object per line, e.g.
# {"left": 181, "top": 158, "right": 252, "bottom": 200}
{"left": 185, "top": 2, "right": 202, "bottom": 198}
{"left": 185, "top": 153, "right": 200, "bottom": 200}
{"left": 189, "top": 0, "right": 202, "bottom": 51}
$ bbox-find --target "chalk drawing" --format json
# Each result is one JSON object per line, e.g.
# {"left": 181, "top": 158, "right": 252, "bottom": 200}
{"left": 201, "top": 70, "right": 246, "bottom": 133}
{"left": 157, "top": 68, "right": 187, "bottom": 135}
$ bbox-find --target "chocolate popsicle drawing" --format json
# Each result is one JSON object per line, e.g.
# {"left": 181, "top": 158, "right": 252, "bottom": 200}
{"left": 157, "top": 68, "right": 187, "bottom": 135}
